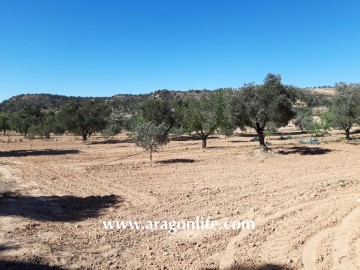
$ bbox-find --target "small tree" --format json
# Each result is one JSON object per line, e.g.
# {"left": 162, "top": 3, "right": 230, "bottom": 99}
{"left": 134, "top": 122, "right": 169, "bottom": 162}
{"left": 103, "top": 123, "right": 121, "bottom": 139}
{"left": 230, "top": 74, "right": 296, "bottom": 150}
{"left": 183, "top": 91, "right": 231, "bottom": 148}
{"left": 331, "top": 83, "right": 360, "bottom": 141}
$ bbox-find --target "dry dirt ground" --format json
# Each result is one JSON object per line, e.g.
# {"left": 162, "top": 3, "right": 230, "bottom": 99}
{"left": 0, "top": 129, "right": 359, "bottom": 270}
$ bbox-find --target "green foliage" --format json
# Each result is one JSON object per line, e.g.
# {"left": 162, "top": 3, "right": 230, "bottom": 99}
{"left": 103, "top": 123, "right": 121, "bottom": 138}
{"left": 9, "top": 110, "right": 64, "bottom": 139}
{"left": 38, "top": 112, "right": 65, "bottom": 138}
{"left": 141, "top": 91, "right": 176, "bottom": 131}
{"left": 230, "top": 74, "right": 296, "bottom": 149}
{"left": 183, "top": 91, "right": 231, "bottom": 148}
{"left": 123, "top": 114, "right": 144, "bottom": 131}
{"left": 311, "top": 111, "right": 332, "bottom": 137}
{"left": 0, "top": 114, "right": 10, "bottom": 134}
{"left": 293, "top": 108, "right": 315, "bottom": 132}
{"left": 57, "top": 101, "right": 111, "bottom": 141}
{"left": 331, "top": 83, "right": 360, "bottom": 140}
{"left": 0, "top": 94, "right": 106, "bottom": 112}
{"left": 27, "top": 125, "right": 41, "bottom": 140}
{"left": 214, "top": 91, "right": 235, "bottom": 137}
{"left": 8, "top": 107, "right": 43, "bottom": 137}
{"left": 295, "top": 89, "right": 331, "bottom": 107}
{"left": 134, "top": 122, "right": 169, "bottom": 161}
{"left": 264, "top": 122, "right": 277, "bottom": 138}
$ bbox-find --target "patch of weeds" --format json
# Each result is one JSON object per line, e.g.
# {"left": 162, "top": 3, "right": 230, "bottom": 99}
{"left": 337, "top": 179, "right": 355, "bottom": 188}
{"left": 0, "top": 161, "right": 14, "bottom": 166}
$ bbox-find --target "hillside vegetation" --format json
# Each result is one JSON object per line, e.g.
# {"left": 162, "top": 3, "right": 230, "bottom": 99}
{"left": 0, "top": 74, "right": 357, "bottom": 152}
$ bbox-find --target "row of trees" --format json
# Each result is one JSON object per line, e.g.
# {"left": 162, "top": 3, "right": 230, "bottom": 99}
{"left": 293, "top": 83, "right": 360, "bottom": 141}
{"left": 1, "top": 74, "right": 360, "bottom": 153}
{"left": 0, "top": 107, "right": 64, "bottom": 138}
{"left": 134, "top": 75, "right": 360, "bottom": 155}
{"left": 0, "top": 101, "right": 120, "bottom": 141}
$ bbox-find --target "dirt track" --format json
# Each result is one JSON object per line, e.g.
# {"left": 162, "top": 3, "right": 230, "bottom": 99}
{"left": 0, "top": 131, "right": 359, "bottom": 269}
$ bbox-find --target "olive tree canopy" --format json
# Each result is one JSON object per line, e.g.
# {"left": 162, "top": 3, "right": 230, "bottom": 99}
{"left": 230, "top": 74, "right": 296, "bottom": 150}
{"left": 331, "top": 82, "right": 360, "bottom": 141}
{"left": 57, "top": 101, "right": 110, "bottom": 141}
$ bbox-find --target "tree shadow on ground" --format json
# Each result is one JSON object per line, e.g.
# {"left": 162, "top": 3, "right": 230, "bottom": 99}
{"left": 0, "top": 260, "right": 64, "bottom": 270}
{"left": 277, "top": 146, "right": 332, "bottom": 155}
{"left": 171, "top": 135, "right": 219, "bottom": 141}
{"left": 202, "top": 263, "right": 291, "bottom": 270}
{"left": 0, "top": 194, "right": 120, "bottom": 222}
{"left": 0, "top": 245, "right": 9, "bottom": 252}
{"left": 276, "top": 131, "right": 307, "bottom": 136}
{"left": 230, "top": 140, "right": 251, "bottom": 143}
{"left": 87, "top": 138, "right": 134, "bottom": 145}
{"left": 233, "top": 131, "right": 306, "bottom": 138}
{"left": 207, "top": 146, "right": 231, "bottom": 149}
{"left": 0, "top": 149, "right": 80, "bottom": 157}
{"left": 156, "top": 158, "right": 196, "bottom": 164}
{"left": 232, "top": 133, "right": 257, "bottom": 138}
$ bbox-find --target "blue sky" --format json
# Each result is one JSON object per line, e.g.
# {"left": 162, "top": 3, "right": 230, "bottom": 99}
{"left": 1, "top": 0, "right": 360, "bottom": 102}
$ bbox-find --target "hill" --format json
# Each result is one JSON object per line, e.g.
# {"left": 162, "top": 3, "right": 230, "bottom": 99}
{"left": 0, "top": 89, "right": 215, "bottom": 113}
{"left": 0, "top": 87, "right": 334, "bottom": 114}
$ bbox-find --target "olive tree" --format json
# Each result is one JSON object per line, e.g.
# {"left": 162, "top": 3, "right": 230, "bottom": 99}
{"left": 28, "top": 111, "right": 65, "bottom": 139}
{"left": 57, "top": 101, "right": 110, "bottom": 141}
{"left": 134, "top": 122, "right": 169, "bottom": 162}
{"left": 230, "top": 74, "right": 296, "bottom": 150}
{"left": 183, "top": 91, "right": 232, "bottom": 148}
{"left": 103, "top": 123, "right": 121, "bottom": 139}
{"left": 141, "top": 95, "right": 175, "bottom": 130}
{"left": 293, "top": 108, "right": 314, "bottom": 133}
{"left": 0, "top": 114, "right": 10, "bottom": 135}
{"left": 8, "top": 107, "right": 43, "bottom": 137}
{"left": 331, "top": 82, "right": 360, "bottom": 141}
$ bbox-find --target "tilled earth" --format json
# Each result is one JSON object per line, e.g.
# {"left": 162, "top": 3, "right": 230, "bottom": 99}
{"left": 0, "top": 131, "right": 359, "bottom": 270}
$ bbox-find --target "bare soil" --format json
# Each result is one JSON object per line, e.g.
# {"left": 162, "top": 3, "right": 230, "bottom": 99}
{"left": 0, "top": 130, "right": 359, "bottom": 270}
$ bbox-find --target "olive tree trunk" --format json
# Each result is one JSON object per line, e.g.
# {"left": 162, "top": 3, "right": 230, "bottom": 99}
{"left": 345, "top": 128, "right": 351, "bottom": 141}
{"left": 256, "top": 123, "right": 268, "bottom": 151}
{"left": 81, "top": 132, "right": 88, "bottom": 141}
{"left": 201, "top": 136, "right": 207, "bottom": 148}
